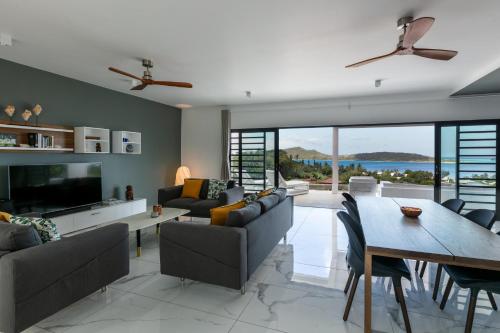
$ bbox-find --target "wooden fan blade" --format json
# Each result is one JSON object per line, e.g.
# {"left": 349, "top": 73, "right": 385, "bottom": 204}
{"left": 413, "top": 48, "right": 458, "bottom": 60}
{"left": 131, "top": 83, "right": 148, "bottom": 90}
{"left": 345, "top": 50, "right": 398, "bottom": 68}
{"left": 109, "top": 67, "right": 143, "bottom": 81}
{"left": 151, "top": 80, "right": 193, "bottom": 88}
{"left": 403, "top": 17, "right": 435, "bottom": 48}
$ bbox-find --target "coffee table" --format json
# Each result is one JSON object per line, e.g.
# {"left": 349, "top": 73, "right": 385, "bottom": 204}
{"left": 107, "top": 207, "right": 190, "bottom": 257}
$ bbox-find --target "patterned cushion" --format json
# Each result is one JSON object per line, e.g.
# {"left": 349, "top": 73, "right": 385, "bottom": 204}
{"left": 243, "top": 193, "right": 259, "bottom": 204}
{"left": 207, "top": 179, "right": 228, "bottom": 200}
{"left": 9, "top": 216, "right": 60, "bottom": 243}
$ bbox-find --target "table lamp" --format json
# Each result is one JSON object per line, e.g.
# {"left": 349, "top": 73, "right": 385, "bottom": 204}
{"left": 175, "top": 166, "right": 191, "bottom": 185}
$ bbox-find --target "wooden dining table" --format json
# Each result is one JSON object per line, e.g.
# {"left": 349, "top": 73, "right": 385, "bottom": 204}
{"left": 357, "top": 197, "right": 500, "bottom": 333}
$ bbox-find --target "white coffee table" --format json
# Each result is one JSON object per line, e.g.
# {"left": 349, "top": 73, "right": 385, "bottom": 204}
{"left": 106, "top": 207, "right": 190, "bottom": 257}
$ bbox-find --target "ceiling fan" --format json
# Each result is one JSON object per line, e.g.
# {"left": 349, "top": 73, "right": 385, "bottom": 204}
{"left": 109, "top": 59, "right": 192, "bottom": 90}
{"left": 345, "top": 16, "right": 458, "bottom": 68}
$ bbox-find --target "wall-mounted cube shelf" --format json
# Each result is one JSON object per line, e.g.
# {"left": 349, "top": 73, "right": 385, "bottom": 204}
{"left": 112, "top": 131, "right": 141, "bottom": 154}
{"left": 74, "top": 127, "right": 110, "bottom": 154}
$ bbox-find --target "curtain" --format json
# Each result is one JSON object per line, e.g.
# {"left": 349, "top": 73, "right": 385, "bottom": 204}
{"left": 221, "top": 109, "right": 231, "bottom": 180}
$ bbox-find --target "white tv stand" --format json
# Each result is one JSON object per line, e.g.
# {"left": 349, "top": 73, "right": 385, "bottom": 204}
{"left": 52, "top": 199, "right": 147, "bottom": 235}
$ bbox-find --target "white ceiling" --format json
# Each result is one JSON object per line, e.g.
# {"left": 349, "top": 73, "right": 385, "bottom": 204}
{"left": 1, "top": 0, "right": 499, "bottom": 107}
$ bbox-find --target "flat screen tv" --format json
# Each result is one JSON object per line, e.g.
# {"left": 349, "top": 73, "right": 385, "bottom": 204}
{"left": 8, "top": 162, "right": 102, "bottom": 214}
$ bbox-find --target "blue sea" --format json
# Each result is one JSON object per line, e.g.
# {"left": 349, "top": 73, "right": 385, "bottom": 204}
{"left": 298, "top": 159, "right": 455, "bottom": 176}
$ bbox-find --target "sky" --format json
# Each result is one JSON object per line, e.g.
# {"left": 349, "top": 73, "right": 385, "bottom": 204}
{"left": 279, "top": 126, "right": 435, "bottom": 157}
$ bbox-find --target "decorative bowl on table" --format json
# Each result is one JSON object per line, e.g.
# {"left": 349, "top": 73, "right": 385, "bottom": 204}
{"left": 400, "top": 206, "right": 422, "bottom": 218}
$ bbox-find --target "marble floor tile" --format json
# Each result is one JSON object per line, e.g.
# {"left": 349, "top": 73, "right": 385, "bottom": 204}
{"left": 111, "top": 258, "right": 159, "bottom": 292}
{"left": 62, "top": 293, "right": 235, "bottom": 333}
{"left": 230, "top": 321, "right": 284, "bottom": 332}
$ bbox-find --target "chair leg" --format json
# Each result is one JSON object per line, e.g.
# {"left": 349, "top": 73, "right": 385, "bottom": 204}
{"left": 344, "top": 269, "right": 354, "bottom": 294}
{"left": 432, "top": 264, "right": 443, "bottom": 301}
{"left": 487, "top": 291, "right": 498, "bottom": 311}
{"left": 415, "top": 260, "right": 420, "bottom": 272}
{"left": 440, "top": 277, "right": 454, "bottom": 310}
{"left": 419, "top": 261, "right": 427, "bottom": 279}
{"left": 394, "top": 278, "right": 412, "bottom": 333}
{"left": 392, "top": 280, "right": 400, "bottom": 303}
{"left": 465, "top": 289, "right": 479, "bottom": 333}
{"left": 343, "top": 274, "right": 360, "bottom": 321}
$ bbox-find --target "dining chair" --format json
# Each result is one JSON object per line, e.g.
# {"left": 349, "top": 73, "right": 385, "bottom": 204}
{"left": 341, "top": 192, "right": 357, "bottom": 206}
{"left": 342, "top": 200, "right": 360, "bottom": 224}
{"left": 433, "top": 209, "right": 497, "bottom": 300}
{"left": 417, "top": 198, "right": 466, "bottom": 277}
{"left": 337, "top": 211, "right": 413, "bottom": 332}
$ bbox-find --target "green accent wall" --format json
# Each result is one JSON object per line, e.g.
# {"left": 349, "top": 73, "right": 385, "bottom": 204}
{"left": 0, "top": 58, "right": 181, "bottom": 204}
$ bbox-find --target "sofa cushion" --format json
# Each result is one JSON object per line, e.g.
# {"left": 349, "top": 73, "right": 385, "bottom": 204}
{"left": 0, "top": 222, "right": 42, "bottom": 251}
{"left": 165, "top": 197, "right": 198, "bottom": 210}
{"left": 0, "top": 211, "right": 12, "bottom": 222}
{"left": 181, "top": 179, "right": 204, "bottom": 199}
{"left": 274, "top": 188, "right": 287, "bottom": 202}
{"left": 199, "top": 179, "right": 210, "bottom": 199}
{"left": 210, "top": 201, "right": 246, "bottom": 226}
{"left": 257, "top": 188, "right": 275, "bottom": 198}
{"left": 226, "top": 202, "right": 261, "bottom": 227}
{"left": 9, "top": 216, "right": 60, "bottom": 243}
{"left": 191, "top": 200, "right": 220, "bottom": 217}
{"left": 257, "top": 194, "right": 280, "bottom": 213}
{"left": 207, "top": 179, "right": 228, "bottom": 200}
{"left": 227, "top": 180, "right": 236, "bottom": 189}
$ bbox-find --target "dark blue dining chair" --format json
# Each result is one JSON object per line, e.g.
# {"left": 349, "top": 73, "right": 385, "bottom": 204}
{"left": 337, "top": 211, "right": 413, "bottom": 332}
{"left": 435, "top": 210, "right": 498, "bottom": 333}
{"left": 417, "top": 199, "right": 466, "bottom": 277}
{"left": 341, "top": 192, "right": 357, "bottom": 206}
{"left": 342, "top": 200, "right": 360, "bottom": 224}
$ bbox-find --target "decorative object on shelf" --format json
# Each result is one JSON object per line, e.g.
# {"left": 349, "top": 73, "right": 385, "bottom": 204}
{"left": 95, "top": 142, "right": 102, "bottom": 152}
{"left": 175, "top": 166, "right": 191, "bottom": 185}
{"left": 126, "top": 185, "right": 134, "bottom": 201}
{"left": 4, "top": 105, "right": 15, "bottom": 123}
{"left": 0, "top": 133, "right": 16, "bottom": 147}
{"left": 125, "top": 143, "right": 134, "bottom": 153}
{"left": 21, "top": 109, "right": 32, "bottom": 124}
{"left": 123, "top": 137, "right": 129, "bottom": 142}
{"left": 401, "top": 206, "right": 422, "bottom": 218}
{"left": 27, "top": 133, "right": 37, "bottom": 147}
{"left": 85, "top": 135, "right": 100, "bottom": 140}
{"left": 32, "top": 104, "right": 43, "bottom": 126}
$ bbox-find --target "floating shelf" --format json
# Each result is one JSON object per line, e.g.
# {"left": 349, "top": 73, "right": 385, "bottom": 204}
{"left": 112, "top": 131, "right": 141, "bottom": 154}
{"left": 74, "top": 127, "right": 110, "bottom": 154}
{"left": 0, "top": 120, "right": 74, "bottom": 153}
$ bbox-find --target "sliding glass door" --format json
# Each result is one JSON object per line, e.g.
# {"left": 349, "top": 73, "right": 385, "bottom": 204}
{"left": 230, "top": 129, "right": 278, "bottom": 192}
{"left": 436, "top": 121, "right": 499, "bottom": 214}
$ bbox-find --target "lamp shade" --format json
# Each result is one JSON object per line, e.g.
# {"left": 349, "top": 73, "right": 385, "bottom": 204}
{"left": 175, "top": 166, "right": 191, "bottom": 185}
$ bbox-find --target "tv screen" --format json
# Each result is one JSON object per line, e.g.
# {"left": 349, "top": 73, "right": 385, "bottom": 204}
{"left": 9, "top": 163, "right": 102, "bottom": 214}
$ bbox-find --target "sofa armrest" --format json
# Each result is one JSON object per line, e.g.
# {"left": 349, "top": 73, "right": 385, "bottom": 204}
{"left": 160, "top": 222, "right": 247, "bottom": 289}
{"left": 158, "top": 185, "right": 183, "bottom": 206}
{"left": 219, "top": 186, "right": 244, "bottom": 205}
{"left": 0, "top": 223, "right": 129, "bottom": 333}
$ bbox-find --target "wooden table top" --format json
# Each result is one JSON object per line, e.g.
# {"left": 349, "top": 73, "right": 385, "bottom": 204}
{"left": 357, "top": 197, "right": 500, "bottom": 271}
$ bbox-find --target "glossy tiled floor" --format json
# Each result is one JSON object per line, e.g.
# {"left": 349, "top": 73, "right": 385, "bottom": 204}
{"left": 26, "top": 207, "right": 500, "bottom": 333}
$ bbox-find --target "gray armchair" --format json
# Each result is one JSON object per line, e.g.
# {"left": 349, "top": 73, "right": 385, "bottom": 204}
{"left": 0, "top": 223, "right": 130, "bottom": 333}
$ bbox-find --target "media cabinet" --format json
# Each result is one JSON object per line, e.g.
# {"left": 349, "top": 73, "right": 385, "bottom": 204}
{"left": 52, "top": 198, "right": 147, "bottom": 235}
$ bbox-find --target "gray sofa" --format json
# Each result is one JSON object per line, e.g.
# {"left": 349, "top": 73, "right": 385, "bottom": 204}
{"left": 0, "top": 223, "right": 130, "bottom": 333}
{"left": 158, "top": 179, "right": 244, "bottom": 218}
{"left": 160, "top": 193, "right": 293, "bottom": 292}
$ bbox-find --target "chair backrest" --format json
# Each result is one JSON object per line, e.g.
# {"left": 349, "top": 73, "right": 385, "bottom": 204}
{"left": 337, "top": 211, "right": 365, "bottom": 260}
{"left": 342, "top": 192, "right": 357, "bottom": 206}
{"left": 441, "top": 199, "right": 466, "bottom": 214}
{"left": 342, "top": 200, "right": 360, "bottom": 224}
{"left": 464, "top": 209, "right": 496, "bottom": 230}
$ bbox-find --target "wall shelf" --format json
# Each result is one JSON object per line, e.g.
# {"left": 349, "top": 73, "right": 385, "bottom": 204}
{"left": 112, "top": 131, "right": 141, "bottom": 154}
{"left": 74, "top": 127, "right": 110, "bottom": 154}
{"left": 0, "top": 120, "right": 74, "bottom": 153}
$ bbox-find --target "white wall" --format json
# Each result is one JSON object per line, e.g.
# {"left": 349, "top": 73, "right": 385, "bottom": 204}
{"left": 230, "top": 93, "right": 500, "bottom": 128}
{"left": 181, "top": 106, "right": 222, "bottom": 179}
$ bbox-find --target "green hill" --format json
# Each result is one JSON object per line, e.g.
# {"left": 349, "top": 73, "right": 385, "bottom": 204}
{"left": 282, "top": 147, "right": 433, "bottom": 162}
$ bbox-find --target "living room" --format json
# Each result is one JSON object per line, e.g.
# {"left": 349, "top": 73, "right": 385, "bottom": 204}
{"left": 1, "top": 1, "right": 500, "bottom": 333}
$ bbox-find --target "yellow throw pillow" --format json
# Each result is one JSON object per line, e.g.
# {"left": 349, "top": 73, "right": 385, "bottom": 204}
{"left": 181, "top": 179, "right": 204, "bottom": 199}
{"left": 210, "top": 201, "right": 246, "bottom": 226}
{"left": 0, "top": 211, "right": 12, "bottom": 223}
{"left": 257, "top": 188, "right": 274, "bottom": 198}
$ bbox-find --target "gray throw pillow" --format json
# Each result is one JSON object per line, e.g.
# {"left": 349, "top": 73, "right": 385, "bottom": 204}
{"left": 226, "top": 202, "right": 261, "bottom": 227}
{"left": 257, "top": 194, "right": 280, "bottom": 213}
{"left": 0, "top": 223, "right": 42, "bottom": 251}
